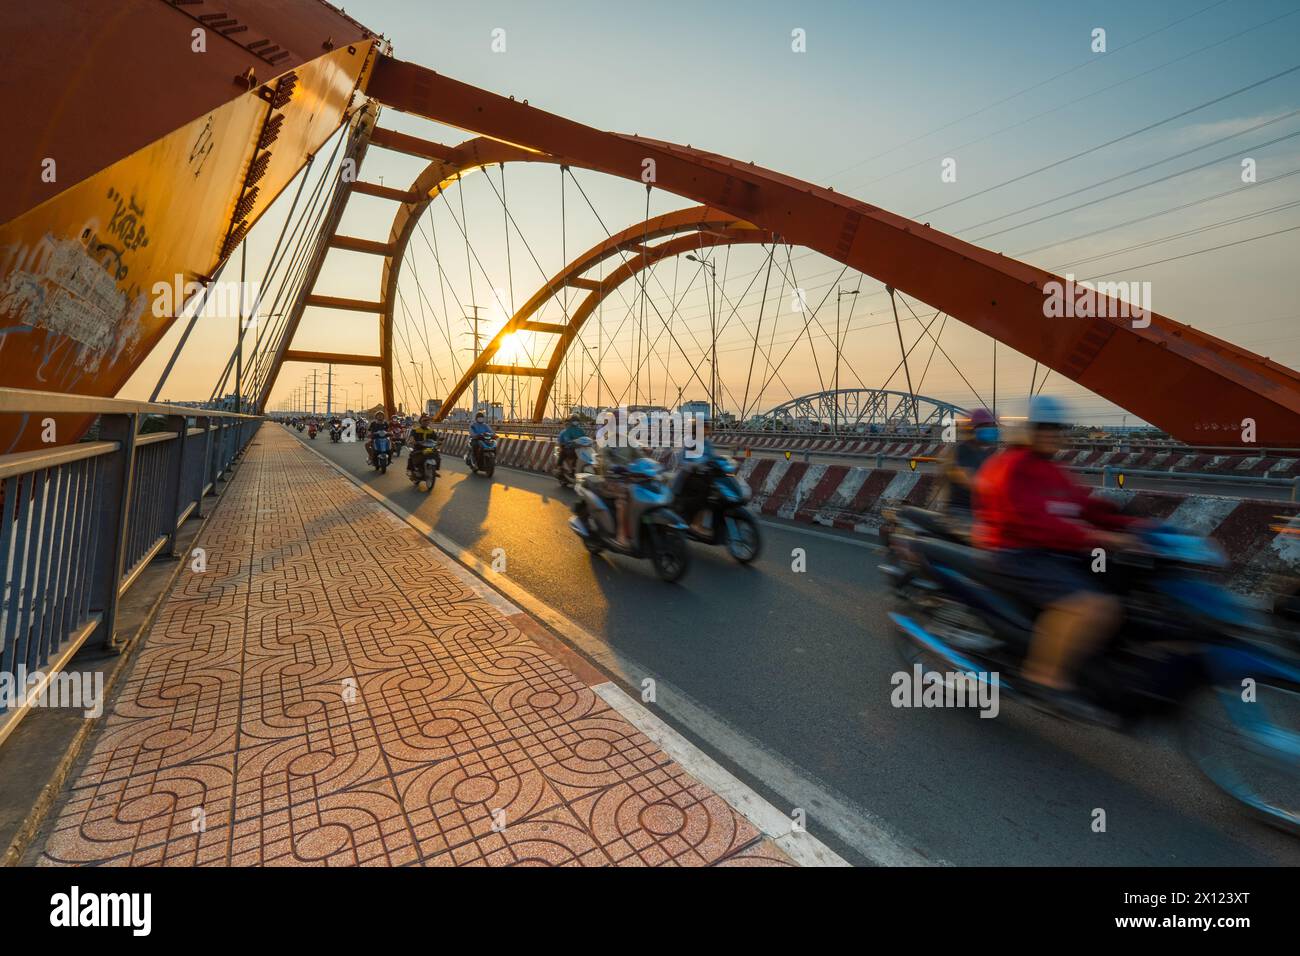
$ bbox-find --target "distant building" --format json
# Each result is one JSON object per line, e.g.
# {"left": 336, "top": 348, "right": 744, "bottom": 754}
{"left": 425, "top": 398, "right": 443, "bottom": 417}
{"left": 678, "top": 400, "right": 710, "bottom": 419}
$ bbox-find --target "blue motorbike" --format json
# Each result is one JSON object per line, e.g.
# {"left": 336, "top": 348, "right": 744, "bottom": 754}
{"left": 670, "top": 451, "right": 761, "bottom": 563}
{"left": 466, "top": 433, "right": 497, "bottom": 478}
{"left": 369, "top": 427, "right": 392, "bottom": 474}
{"left": 881, "top": 506, "right": 1300, "bottom": 835}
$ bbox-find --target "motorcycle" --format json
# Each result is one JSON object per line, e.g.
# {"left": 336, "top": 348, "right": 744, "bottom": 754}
{"left": 670, "top": 450, "right": 761, "bottom": 563}
{"left": 881, "top": 505, "right": 1300, "bottom": 833}
{"left": 369, "top": 427, "right": 392, "bottom": 474}
{"left": 568, "top": 457, "right": 691, "bottom": 582}
{"left": 307, "top": 423, "right": 318, "bottom": 440}
{"left": 466, "top": 433, "right": 497, "bottom": 477}
{"left": 406, "top": 436, "right": 441, "bottom": 492}
{"left": 329, "top": 423, "right": 342, "bottom": 443}
{"left": 553, "top": 436, "right": 596, "bottom": 488}
{"left": 390, "top": 427, "right": 405, "bottom": 459}
{"left": 295, "top": 422, "right": 304, "bottom": 433}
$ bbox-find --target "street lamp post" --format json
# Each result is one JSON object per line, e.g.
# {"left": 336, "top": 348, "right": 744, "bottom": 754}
{"left": 686, "top": 254, "right": 718, "bottom": 421}
{"left": 409, "top": 361, "right": 422, "bottom": 416}
{"left": 834, "top": 288, "right": 859, "bottom": 435}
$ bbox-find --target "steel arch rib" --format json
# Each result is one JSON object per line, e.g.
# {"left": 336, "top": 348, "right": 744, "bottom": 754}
{"left": 377, "top": 137, "right": 570, "bottom": 415}
{"left": 426, "top": 207, "right": 771, "bottom": 420}
{"left": 527, "top": 226, "right": 773, "bottom": 419}
{"left": 365, "top": 55, "right": 1300, "bottom": 445}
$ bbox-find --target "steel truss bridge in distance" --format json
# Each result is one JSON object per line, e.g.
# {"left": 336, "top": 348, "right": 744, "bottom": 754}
{"left": 751, "top": 388, "right": 965, "bottom": 435}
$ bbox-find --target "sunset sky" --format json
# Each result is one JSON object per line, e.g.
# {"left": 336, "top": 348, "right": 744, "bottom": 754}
{"left": 123, "top": 0, "right": 1300, "bottom": 427}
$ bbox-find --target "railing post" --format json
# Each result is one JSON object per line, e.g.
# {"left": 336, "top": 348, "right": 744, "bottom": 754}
{"left": 90, "top": 413, "right": 138, "bottom": 650}
{"left": 202, "top": 417, "right": 217, "bottom": 502}
{"left": 211, "top": 420, "right": 226, "bottom": 488}
{"left": 1102, "top": 465, "right": 1117, "bottom": 489}
{"left": 161, "top": 414, "right": 189, "bottom": 557}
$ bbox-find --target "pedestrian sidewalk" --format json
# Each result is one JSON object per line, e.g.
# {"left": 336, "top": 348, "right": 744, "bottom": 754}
{"left": 31, "top": 425, "right": 793, "bottom": 866}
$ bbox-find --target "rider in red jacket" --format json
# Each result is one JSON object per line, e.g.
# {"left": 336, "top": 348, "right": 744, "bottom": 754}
{"left": 974, "top": 446, "right": 1136, "bottom": 552}
{"left": 973, "top": 396, "right": 1139, "bottom": 722}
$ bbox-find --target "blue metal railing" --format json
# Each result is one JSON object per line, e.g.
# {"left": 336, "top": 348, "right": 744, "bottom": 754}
{"left": 0, "top": 388, "right": 261, "bottom": 745}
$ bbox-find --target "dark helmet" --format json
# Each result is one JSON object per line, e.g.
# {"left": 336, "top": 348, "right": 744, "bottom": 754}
{"left": 968, "top": 408, "right": 997, "bottom": 429}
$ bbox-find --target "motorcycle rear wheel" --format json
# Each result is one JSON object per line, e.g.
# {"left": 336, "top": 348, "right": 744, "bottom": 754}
{"left": 891, "top": 590, "right": 999, "bottom": 669}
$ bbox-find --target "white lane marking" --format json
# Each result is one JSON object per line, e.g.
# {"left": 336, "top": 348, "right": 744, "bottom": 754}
{"left": 296, "top": 434, "right": 938, "bottom": 867}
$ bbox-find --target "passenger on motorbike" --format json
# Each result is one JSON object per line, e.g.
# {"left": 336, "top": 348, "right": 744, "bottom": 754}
{"left": 557, "top": 415, "right": 586, "bottom": 471}
{"left": 668, "top": 418, "right": 719, "bottom": 517}
{"left": 596, "top": 442, "right": 649, "bottom": 549}
{"left": 365, "top": 412, "right": 388, "bottom": 465}
{"left": 942, "top": 407, "right": 999, "bottom": 518}
{"left": 469, "top": 412, "right": 494, "bottom": 439}
{"left": 972, "top": 395, "right": 1140, "bottom": 722}
{"left": 407, "top": 414, "right": 441, "bottom": 478}
{"left": 467, "top": 412, "right": 494, "bottom": 462}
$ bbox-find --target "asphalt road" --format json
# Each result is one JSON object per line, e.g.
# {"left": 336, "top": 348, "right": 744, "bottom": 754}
{"left": 291, "top": 427, "right": 1299, "bottom": 866}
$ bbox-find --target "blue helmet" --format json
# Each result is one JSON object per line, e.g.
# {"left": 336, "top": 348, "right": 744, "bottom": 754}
{"left": 1028, "top": 395, "right": 1071, "bottom": 427}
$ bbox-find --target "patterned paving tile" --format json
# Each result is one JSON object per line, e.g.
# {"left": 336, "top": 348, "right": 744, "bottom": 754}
{"left": 41, "top": 756, "right": 236, "bottom": 866}
{"left": 567, "top": 763, "right": 761, "bottom": 866}
{"left": 34, "top": 427, "right": 776, "bottom": 867}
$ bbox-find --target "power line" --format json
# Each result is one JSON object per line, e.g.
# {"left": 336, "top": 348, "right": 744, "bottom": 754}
{"left": 917, "top": 58, "right": 1300, "bottom": 217}
{"left": 821, "top": 0, "right": 1234, "bottom": 183}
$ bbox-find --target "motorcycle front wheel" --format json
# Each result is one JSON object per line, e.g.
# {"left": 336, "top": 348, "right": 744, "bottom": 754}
{"left": 724, "top": 510, "right": 762, "bottom": 563}
{"left": 1182, "top": 678, "right": 1300, "bottom": 835}
{"left": 482, "top": 458, "right": 495, "bottom": 478}
{"left": 649, "top": 526, "right": 690, "bottom": 583}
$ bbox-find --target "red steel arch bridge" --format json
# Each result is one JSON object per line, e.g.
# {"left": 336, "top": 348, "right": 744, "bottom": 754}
{"left": 2, "top": 0, "right": 1299, "bottom": 451}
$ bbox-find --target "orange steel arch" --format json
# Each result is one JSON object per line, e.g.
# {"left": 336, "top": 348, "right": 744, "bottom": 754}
{"left": 375, "top": 137, "right": 572, "bottom": 414}
{"left": 365, "top": 55, "right": 1300, "bottom": 445}
{"left": 256, "top": 133, "right": 569, "bottom": 415}
{"left": 430, "top": 207, "right": 772, "bottom": 421}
